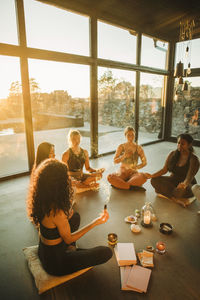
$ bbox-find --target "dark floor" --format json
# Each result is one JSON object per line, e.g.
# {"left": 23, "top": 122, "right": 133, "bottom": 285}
{"left": 0, "top": 142, "right": 200, "bottom": 300}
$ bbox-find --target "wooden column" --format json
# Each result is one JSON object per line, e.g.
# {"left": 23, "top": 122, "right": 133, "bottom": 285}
{"left": 15, "top": 0, "right": 35, "bottom": 170}
{"left": 90, "top": 16, "right": 98, "bottom": 157}
{"left": 163, "top": 41, "right": 175, "bottom": 140}
{"left": 135, "top": 32, "right": 141, "bottom": 142}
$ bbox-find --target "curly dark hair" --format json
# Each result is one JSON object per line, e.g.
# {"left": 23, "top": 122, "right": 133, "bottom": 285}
{"left": 27, "top": 159, "right": 73, "bottom": 225}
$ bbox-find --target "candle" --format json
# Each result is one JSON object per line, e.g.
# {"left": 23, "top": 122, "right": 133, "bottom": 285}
{"left": 156, "top": 241, "right": 166, "bottom": 254}
{"left": 144, "top": 211, "right": 151, "bottom": 224}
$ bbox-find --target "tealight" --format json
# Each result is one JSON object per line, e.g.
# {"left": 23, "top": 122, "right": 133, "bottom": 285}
{"left": 156, "top": 241, "right": 166, "bottom": 254}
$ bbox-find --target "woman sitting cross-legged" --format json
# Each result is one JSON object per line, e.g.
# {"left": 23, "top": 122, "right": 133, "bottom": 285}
{"left": 62, "top": 129, "right": 105, "bottom": 192}
{"left": 27, "top": 159, "right": 112, "bottom": 276}
{"left": 107, "top": 126, "right": 147, "bottom": 191}
{"left": 144, "top": 133, "right": 200, "bottom": 206}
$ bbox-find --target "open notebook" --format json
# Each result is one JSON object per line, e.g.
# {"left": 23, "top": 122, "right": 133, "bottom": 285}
{"left": 114, "top": 243, "right": 137, "bottom": 266}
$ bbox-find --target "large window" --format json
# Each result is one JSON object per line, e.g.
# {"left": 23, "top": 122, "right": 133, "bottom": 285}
{"left": 138, "top": 73, "right": 165, "bottom": 144}
{"left": 98, "top": 21, "right": 137, "bottom": 64}
{"left": 0, "top": 0, "right": 18, "bottom": 45}
{"left": 172, "top": 77, "right": 200, "bottom": 140}
{"left": 141, "top": 35, "right": 168, "bottom": 70}
{"left": 0, "top": 56, "right": 28, "bottom": 177}
{"left": 24, "top": 0, "right": 89, "bottom": 55}
{"left": 28, "top": 59, "right": 90, "bottom": 158}
{"left": 98, "top": 67, "right": 135, "bottom": 154}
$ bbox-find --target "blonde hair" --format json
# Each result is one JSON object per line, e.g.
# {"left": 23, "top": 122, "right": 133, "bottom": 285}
{"left": 124, "top": 126, "right": 135, "bottom": 136}
{"left": 68, "top": 129, "right": 81, "bottom": 147}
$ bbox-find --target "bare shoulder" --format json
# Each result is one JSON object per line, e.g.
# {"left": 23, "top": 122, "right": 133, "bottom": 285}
{"left": 190, "top": 152, "right": 200, "bottom": 163}
{"left": 117, "top": 144, "right": 124, "bottom": 151}
{"left": 53, "top": 209, "right": 67, "bottom": 221}
{"left": 62, "top": 149, "right": 70, "bottom": 161}
{"left": 168, "top": 150, "right": 176, "bottom": 159}
{"left": 137, "top": 144, "right": 145, "bottom": 154}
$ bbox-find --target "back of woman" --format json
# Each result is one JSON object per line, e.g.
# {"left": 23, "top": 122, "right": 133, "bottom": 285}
{"left": 27, "top": 159, "right": 112, "bottom": 276}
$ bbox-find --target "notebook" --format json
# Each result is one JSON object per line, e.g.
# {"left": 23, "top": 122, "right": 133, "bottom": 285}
{"left": 125, "top": 265, "right": 152, "bottom": 293}
{"left": 114, "top": 243, "right": 137, "bottom": 266}
{"left": 120, "top": 266, "right": 136, "bottom": 291}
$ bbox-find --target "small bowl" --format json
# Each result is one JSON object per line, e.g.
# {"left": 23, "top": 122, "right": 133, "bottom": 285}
{"left": 159, "top": 223, "right": 173, "bottom": 234}
{"left": 108, "top": 233, "right": 118, "bottom": 246}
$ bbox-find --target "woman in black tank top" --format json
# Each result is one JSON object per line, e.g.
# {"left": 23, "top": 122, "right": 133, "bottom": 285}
{"left": 144, "top": 133, "right": 199, "bottom": 206}
{"left": 62, "top": 130, "right": 105, "bottom": 192}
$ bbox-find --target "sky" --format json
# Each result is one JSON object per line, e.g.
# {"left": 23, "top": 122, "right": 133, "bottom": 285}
{"left": 0, "top": 0, "right": 199, "bottom": 99}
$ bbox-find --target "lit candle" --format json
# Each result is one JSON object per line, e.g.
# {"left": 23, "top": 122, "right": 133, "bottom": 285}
{"left": 144, "top": 211, "right": 151, "bottom": 224}
{"left": 156, "top": 241, "right": 166, "bottom": 254}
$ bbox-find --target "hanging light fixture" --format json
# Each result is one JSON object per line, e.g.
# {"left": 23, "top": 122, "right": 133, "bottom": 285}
{"left": 174, "top": 90, "right": 179, "bottom": 101}
{"left": 174, "top": 19, "right": 195, "bottom": 84}
{"left": 174, "top": 61, "right": 184, "bottom": 78}
{"left": 182, "top": 81, "right": 188, "bottom": 91}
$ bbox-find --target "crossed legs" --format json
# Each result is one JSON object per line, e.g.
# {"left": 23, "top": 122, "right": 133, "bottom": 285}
{"left": 107, "top": 169, "right": 147, "bottom": 190}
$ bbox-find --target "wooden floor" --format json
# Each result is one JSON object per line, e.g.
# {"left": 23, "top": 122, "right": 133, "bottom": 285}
{"left": 0, "top": 142, "right": 200, "bottom": 300}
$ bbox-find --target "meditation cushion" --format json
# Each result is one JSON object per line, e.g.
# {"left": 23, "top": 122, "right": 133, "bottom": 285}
{"left": 23, "top": 245, "right": 92, "bottom": 294}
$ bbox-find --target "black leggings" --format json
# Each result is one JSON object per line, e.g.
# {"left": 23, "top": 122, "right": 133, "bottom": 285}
{"left": 38, "top": 212, "right": 113, "bottom": 276}
{"left": 151, "top": 176, "right": 194, "bottom": 198}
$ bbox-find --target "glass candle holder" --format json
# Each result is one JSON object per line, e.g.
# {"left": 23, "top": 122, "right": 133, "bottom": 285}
{"left": 156, "top": 241, "right": 166, "bottom": 254}
{"left": 141, "top": 202, "right": 153, "bottom": 227}
{"left": 108, "top": 233, "right": 118, "bottom": 246}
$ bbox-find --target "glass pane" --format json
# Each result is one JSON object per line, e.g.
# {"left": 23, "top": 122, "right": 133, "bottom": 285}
{"left": 24, "top": 0, "right": 89, "bottom": 55}
{"left": 0, "top": 55, "right": 28, "bottom": 177}
{"left": 175, "top": 38, "right": 200, "bottom": 69}
{"left": 28, "top": 59, "right": 90, "bottom": 158}
{"left": 172, "top": 77, "right": 200, "bottom": 140}
{"left": 138, "top": 73, "right": 164, "bottom": 144}
{"left": 0, "top": 0, "right": 18, "bottom": 45}
{"left": 98, "top": 67, "right": 135, "bottom": 154}
{"left": 141, "top": 35, "right": 168, "bottom": 69}
{"left": 98, "top": 21, "right": 136, "bottom": 64}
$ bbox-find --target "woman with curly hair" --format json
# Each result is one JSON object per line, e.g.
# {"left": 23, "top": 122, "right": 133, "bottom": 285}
{"left": 27, "top": 159, "right": 112, "bottom": 276}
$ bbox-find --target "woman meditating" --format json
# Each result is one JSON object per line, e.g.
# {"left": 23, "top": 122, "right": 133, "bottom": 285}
{"left": 62, "top": 129, "right": 105, "bottom": 191}
{"left": 145, "top": 133, "right": 199, "bottom": 205}
{"left": 107, "top": 126, "right": 147, "bottom": 190}
{"left": 27, "top": 159, "right": 112, "bottom": 276}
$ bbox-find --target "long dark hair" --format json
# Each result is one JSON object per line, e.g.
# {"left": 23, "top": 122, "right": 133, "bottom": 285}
{"left": 35, "top": 142, "right": 54, "bottom": 168}
{"left": 27, "top": 159, "right": 73, "bottom": 225}
{"left": 168, "top": 133, "right": 194, "bottom": 172}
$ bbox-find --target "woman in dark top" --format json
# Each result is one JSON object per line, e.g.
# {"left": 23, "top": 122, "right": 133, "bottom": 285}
{"left": 27, "top": 159, "right": 112, "bottom": 276}
{"left": 62, "top": 130, "right": 104, "bottom": 190}
{"left": 145, "top": 134, "right": 199, "bottom": 204}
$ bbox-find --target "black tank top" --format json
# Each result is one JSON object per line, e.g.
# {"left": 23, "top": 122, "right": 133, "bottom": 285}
{"left": 68, "top": 148, "right": 86, "bottom": 172}
{"left": 171, "top": 153, "right": 196, "bottom": 184}
{"left": 40, "top": 222, "right": 60, "bottom": 240}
